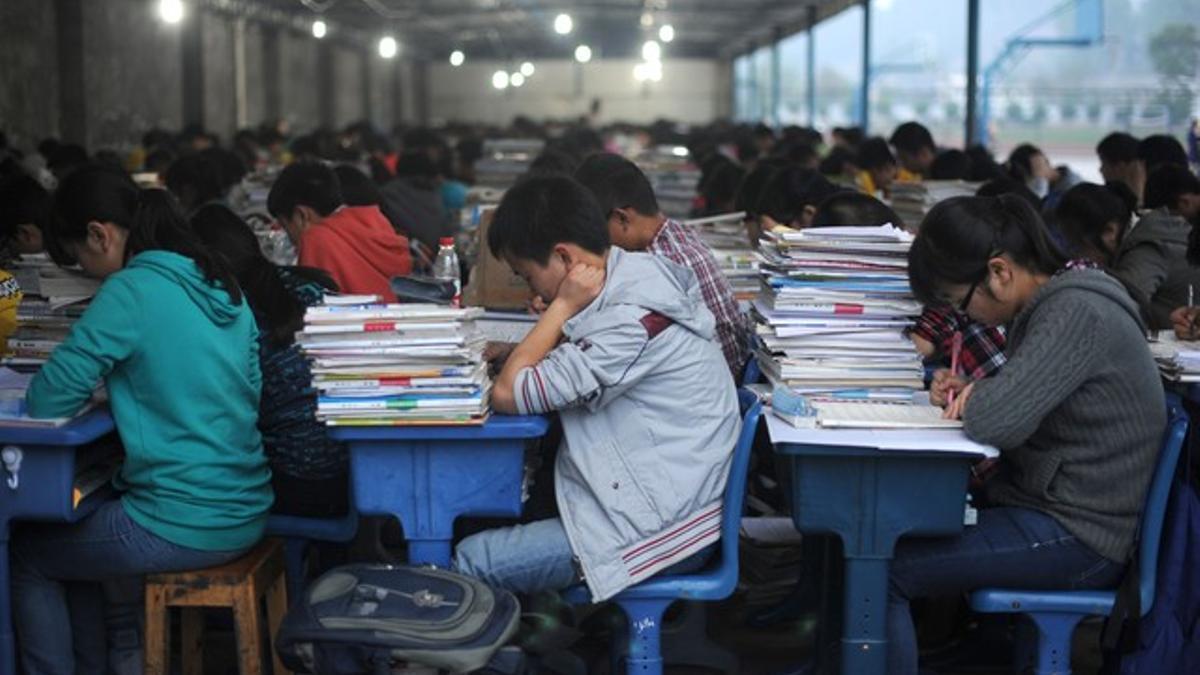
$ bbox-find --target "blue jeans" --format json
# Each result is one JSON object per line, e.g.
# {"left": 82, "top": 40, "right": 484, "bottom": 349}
{"left": 11, "top": 500, "right": 248, "bottom": 675}
{"left": 453, "top": 518, "right": 713, "bottom": 595}
{"left": 887, "top": 506, "right": 1126, "bottom": 675}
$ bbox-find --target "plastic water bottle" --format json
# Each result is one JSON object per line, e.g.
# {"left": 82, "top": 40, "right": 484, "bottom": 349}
{"left": 433, "top": 237, "right": 461, "bottom": 307}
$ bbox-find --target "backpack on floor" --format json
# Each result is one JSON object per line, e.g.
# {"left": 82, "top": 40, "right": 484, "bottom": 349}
{"left": 275, "top": 564, "right": 521, "bottom": 674}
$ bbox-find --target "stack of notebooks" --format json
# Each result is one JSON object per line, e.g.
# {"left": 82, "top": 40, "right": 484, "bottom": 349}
{"left": 753, "top": 223, "right": 924, "bottom": 401}
{"left": 683, "top": 212, "right": 759, "bottom": 301}
{"left": 636, "top": 146, "right": 701, "bottom": 220}
{"left": 5, "top": 256, "right": 98, "bottom": 367}
{"left": 475, "top": 139, "right": 546, "bottom": 189}
{"left": 299, "top": 298, "right": 491, "bottom": 426}
{"left": 890, "top": 180, "right": 980, "bottom": 229}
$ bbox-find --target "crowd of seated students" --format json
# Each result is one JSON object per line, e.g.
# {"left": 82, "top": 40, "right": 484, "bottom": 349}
{"left": 0, "top": 113, "right": 1198, "bottom": 672}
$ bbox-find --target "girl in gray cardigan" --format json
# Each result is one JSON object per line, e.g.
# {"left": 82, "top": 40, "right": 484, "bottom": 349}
{"left": 890, "top": 195, "right": 1166, "bottom": 675}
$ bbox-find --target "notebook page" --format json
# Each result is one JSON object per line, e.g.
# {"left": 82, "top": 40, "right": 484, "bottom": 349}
{"left": 812, "top": 401, "right": 963, "bottom": 429}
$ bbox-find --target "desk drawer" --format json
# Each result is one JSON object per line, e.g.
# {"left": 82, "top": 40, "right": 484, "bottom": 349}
{"left": 0, "top": 438, "right": 119, "bottom": 524}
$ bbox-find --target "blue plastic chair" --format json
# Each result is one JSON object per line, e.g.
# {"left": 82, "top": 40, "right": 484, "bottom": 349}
{"left": 563, "top": 388, "right": 763, "bottom": 675}
{"left": 265, "top": 508, "right": 360, "bottom": 602}
{"left": 968, "top": 394, "right": 1189, "bottom": 675}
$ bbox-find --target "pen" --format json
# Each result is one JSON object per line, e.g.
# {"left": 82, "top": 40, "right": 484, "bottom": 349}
{"left": 947, "top": 331, "right": 962, "bottom": 407}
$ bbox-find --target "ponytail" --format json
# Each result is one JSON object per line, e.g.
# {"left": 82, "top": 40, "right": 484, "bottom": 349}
{"left": 908, "top": 194, "right": 1067, "bottom": 307}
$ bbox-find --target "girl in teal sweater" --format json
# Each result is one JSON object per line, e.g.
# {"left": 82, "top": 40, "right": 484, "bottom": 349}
{"left": 14, "top": 167, "right": 272, "bottom": 674}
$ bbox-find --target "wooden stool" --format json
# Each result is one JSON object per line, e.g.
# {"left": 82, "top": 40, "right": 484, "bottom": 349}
{"left": 144, "top": 538, "right": 290, "bottom": 675}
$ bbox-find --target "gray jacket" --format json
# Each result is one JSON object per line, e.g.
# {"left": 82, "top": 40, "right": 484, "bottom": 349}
{"left": 1113, "top": 209, "right": 1200, "bottom": 329}
{"left": 966, "top": 269, "right": 1165, "bottom": 562}
{"left": 514, "top": 247, "right": 741, "bottom": 601}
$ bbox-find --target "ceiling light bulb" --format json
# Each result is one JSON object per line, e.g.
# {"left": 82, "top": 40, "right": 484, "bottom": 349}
{"left": 659, "top": 24, "right": 674, "bottom": 43}
{"left": 159, "top": 0, "right": 184, "bottom": 24}
{"left": 520, "top": 61, "right": 535, "bottom": 77}
{"left": 574, "top": 44, "right": 592, "bottom": 63}
{"left": 554, "top": 13, "right": 573, "bottom": 35}
{"left": 642, "top": 40, "right": 662, "bottom": 62}
{"left": 492, "top": 70, "right": 510, "bottom": 89}
{"left": 510, "top": 72, "right": 525, "bottom": 87}
{"left": 378, "top": 36, "right": 398, "bottom": 58}
{"left": 640, "top": 12, "right": 654, "bottom": 28}
{"left": 450, "top": 50, "right": 465, "bottom": 66}
{"left": 312, "top": 19, "right": 327, "bottom": 39}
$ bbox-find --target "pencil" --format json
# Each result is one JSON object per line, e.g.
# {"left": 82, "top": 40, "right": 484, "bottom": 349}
{"left": 948, "top": 331, "right": 963, "bottom": 406}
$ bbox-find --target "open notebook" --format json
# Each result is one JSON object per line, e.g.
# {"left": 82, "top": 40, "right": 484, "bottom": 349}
{"left": 811, "top": 400, "right": 962, "bottom": 429}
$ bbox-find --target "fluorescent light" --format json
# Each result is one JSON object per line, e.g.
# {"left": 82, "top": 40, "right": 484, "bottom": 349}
{"left": 659, "top": 24, "right": 675, "bottom": 43}
{"left": 554, "top": 13, "right": 573, "bottom": 35}
{"left": 574, "top": 44, "right": 592, "bottom": 63}
{"left": 312, "top": 19, "right": 327, "bottom": 39}
{"left": 520, "top": 61, "right": 535, "bottom": 77}
{"left": 378, "top": 36, "right": 398, "bottom": 59}
{"left": 158, "top": 0, "right": 184, "bottom": 24}
{"left": 642, "top": 40, "right": 661, "bottom": 62}
{"left": 492, "top": 70, "right": 510, "bottom": 89}
{"left": 450, "top": 50, "right": 465, "bottom": 66}
{"left": 510, "top": 72, "right": 526, "bottom": 87}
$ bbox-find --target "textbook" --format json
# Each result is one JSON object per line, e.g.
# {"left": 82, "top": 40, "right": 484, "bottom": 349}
{"left": 809, "top": 400, "right": 962, "bottom": 429}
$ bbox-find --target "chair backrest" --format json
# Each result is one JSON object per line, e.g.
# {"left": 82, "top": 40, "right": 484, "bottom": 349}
{"left": 718, "top": 389, "right": 764, "bottom": 566}
{"left": 1136, "top": 393, "right": 1189, "bottom": 614}
{"left": 741, "top": 357, "right": 763, "bottom": 386}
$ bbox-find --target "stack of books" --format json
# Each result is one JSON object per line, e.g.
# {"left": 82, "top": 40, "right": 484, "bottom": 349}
{"left": 890, "top": 180, "right": 980, "bottom": 229}
{"left": 637, "top": 146, "right": 700, "bottom": 220}
{"left": 753, "top": 223, "right": 924, "bottom": 401}
{"left": 5, "top": 256, "right": 99, "bottom": 368}
{"left": 1149, "top": 334, "right": 1200, "bottom": 382}
{"left": 298, "top": 298, "right": 491, "bottom": 426}
{"left": 683, "top": 212, "right": 759, "bottom": 301}
{"left": 475, "top": 139, "right": 545, "bottom": 189}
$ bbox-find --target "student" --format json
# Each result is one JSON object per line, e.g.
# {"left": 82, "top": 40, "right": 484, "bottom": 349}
{"left": 854, "top": 137, "right": 899, "bottom": 198}
{"left": 1097, "top": 132, "right": 1144, "bottom": 204}
{"left": 929, "top": 149, "right": 973, "bottom": 181}
{"left": 1138, "top": 134, "right": 1190, "bottom": 174}
{"left": 164, "top": 153, "right": 227, "bottom": 213}
{"left": 15, "top": 167, "right": 272, "bottom": 673}
{"left": 754, "top": 165, "right": 843, "bottom": 231}
{"left": 268, "top": 160, "right": 412, "bottom": 301}
{"left": 191, "top": 204, "right": 350, "bottom": 517}
{"left": 888, "top": 121, "right": 936, "bottom": 179}
{"left": 453, "top": 176, "right": 741, "bottom": 601}
{"left": 811, "top": 192, "right": 1007, "bottom": 380}
{"left": 734, "top": 157, "right": 789, "bottom": 246}
{"left": 893, "top": 194, "right": 1165, "bottom": 675}
{"left": 1056, "top": 181, "right": 1199, "bottom": 329}
{"left": 0, "top": 173, "right": 50, "bottom": 258}
{"left": 574, "top": 153, "right": 749, "bottom": 376}
{"left": 1005, "top": 143, "right": 1081, "bottom": 210}
{"left": 1143, "top": 163, "right": 1200, "bottom": 224}
{"left": 379, "top": 152, "right": 453, "bottom": 252}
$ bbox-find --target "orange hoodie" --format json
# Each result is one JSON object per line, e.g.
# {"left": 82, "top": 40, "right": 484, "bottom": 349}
{"left": 298, "top": 205, "right": 412, "bottom": 301}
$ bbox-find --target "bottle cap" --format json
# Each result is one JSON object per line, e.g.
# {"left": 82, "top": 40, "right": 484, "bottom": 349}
{"left": 439, "top": 237, "right": 454, "bottom": 246}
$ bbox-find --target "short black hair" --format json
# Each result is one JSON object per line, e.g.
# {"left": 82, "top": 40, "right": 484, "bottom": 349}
{"left": 267, "top": 160, "right": 343, "bottom": 218}
{"left": 573, "top": 153, "right": 659, "bottom": 217}
{"left": 818, "top": 146, "right": 857, "bottom": 176}
{"left": 856, "top": 137, "right": 897, "bottom": 171}
{"left": 888, "top": 122, "right": 935, "bottom": 155}
{"left": 334, "top": 164, "right": 384, "bottom": 207}
{"left": 930, "top": 149, "right": 973, "bottom": 181}
{"left": 1096, "top": 132, "right": 1139, "bottom": 164}
{"left": 1137, "top": 134, "right": 1189, "bottom": 173}
{"left": 812, "top": 192, "right": 904, "bottom": 229}
{"left": 975, "top": 177, "right": 1042, "bottom": 210}
{"left": 488, "top": 175, "right": 609, "bottom": 264}
{"left": 1143, "top": 165, "right": 1200, "bottom": 211}
{"left": 1055, "top": 182, "right": 1136, "bottom": 257}
{"left": 0, "top": 173, "right": 51, "bottom": 243}
{"left": 756, "top": 166, "right": 843, "bottom": 225}
{"left": 526, "top": 148, "right": 580, "bottom": 178}
{"left": 965, "top": 144, "right": 1004, "bottom": 182}
{"left": 734, "top": 158, "right": 789, "bottom": 218}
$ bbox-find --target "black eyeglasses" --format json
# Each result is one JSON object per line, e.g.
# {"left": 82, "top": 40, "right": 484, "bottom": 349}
{"left": 957, "top": 278, "right": 980, "bottom": 313}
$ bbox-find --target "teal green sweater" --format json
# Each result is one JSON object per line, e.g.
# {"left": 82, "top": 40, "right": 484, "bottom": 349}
{"left": 27, "top": 251, "right": 273, "bottom": 551}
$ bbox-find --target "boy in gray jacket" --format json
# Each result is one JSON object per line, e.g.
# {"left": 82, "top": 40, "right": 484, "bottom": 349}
{"left": 454, "top": 176, "right": 741, "bottom": 602}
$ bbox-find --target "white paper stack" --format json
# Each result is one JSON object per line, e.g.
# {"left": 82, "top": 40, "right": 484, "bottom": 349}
{"left": 5, "top": 255, "right": 97, "bottom": 367}
{"left": 890, "top": 180, "right": 980, "bottom": 229}
{"left": 753, "top": 223, "right": 924, "bottom": 401}
{"left": 683, "top": 212, "right": 759, "bottom": 300}
{"left": 1150, "top": 335, "right": 1200, "bottom": 382}
{"left": 299, "top": 299, "right": 491, "bottom": 426}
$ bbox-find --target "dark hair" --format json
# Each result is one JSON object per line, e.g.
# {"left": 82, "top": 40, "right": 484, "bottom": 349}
{"left": 888, "top": 121, "right": 935, "bottom": 154}
{"left": 965, "top": 144, "right": 1004, "bottom": 181}
{"left": 164, "top": 153, "right": 226, "bottom": 211}
{"left": 201, "top": 147, "right": 247, "bottom": 190}
{"left": 818, "top": 146, "right": 857, "bottom": 176}
{"left": 573, "top": 153, "right": 659, "bottom": 217}
{"left": 1143, "top": 164, "right": 1200, "bottom": 211}
{"left": 908, "top": 195, "right": 1067, "bottom": 307}
{"left": 774, "top": 141, "right": 819, "bottom": 167}
{"left": 832, "top": 126, "right": 865, "bottom": 147}
{"left": 811, "top": 192, "right": 904, "bottom": 229}
{"left": 333, "top": 164, "right": 383, "bottom": 206}
{"left": 1137, "top": 134, "right": 1188, "bottom": 172}
{"left": 756, "top": 167, "right": 843, "bottom": 225}
{"left": 488, "top": 176, "right": 609, "bottom": 264}
{"left": 267, "top": 161, "right": 343, "bottom": 219}
{"left": 930, "top": 149, "right": 973, "bottom": 180}
{"left": 143, "top": 148, "right": 177, "bottom": 175}
{"left": 975, "top": 177, "right": 1042, "bottom": 210}
{"left": 855, "top": 137, "right": 897, "bottom": 171}
{"left": 1005, "top": 143, "right": 1044, "bottom": 182}
{"left": 527, "top": 148, "right": 580, "bottom": 178}
{"left": 190, "top": 203, "right": 332, "bottom": 347}
{"left": 752, "top": 123, "right": 776, "bottom": 140}
{"left": 734, "top": 158, "right": 788, "bottom": 218}
{"left": 0, "top": 174, "right": 51, "bottom": 244}
{"left": 700, "top": 162, "right": 746, "bottom": 215}
{"left": 46, "top": 144, "right": 90, "bottom": 176}
{"left": 1054, "top": 182, "right": 1136, "bottom": 260}
{"left": 51, "top": 166, "right": 242, "bottom": 304}
{"left": 1097, "top": 132, "right": 1140, "bottom": 164}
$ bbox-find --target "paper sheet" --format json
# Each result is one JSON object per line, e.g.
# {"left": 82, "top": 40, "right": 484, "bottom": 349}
{"left": 765, "top": 408, "right": 998, "bottom": 459}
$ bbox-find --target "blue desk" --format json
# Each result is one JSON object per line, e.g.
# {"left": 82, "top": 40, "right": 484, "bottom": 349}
{"left": 329, "top": 415, "right": 550, "bottom": 567}
{"left": 0, "top": 410, "right": 117, "bottom": 675}
{"left": 771, "top": 422, "right": 988, "bottom": 675}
